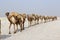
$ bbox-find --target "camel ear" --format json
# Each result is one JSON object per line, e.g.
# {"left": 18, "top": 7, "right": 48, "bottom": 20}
{"left": 5, "top": 12, "right": 9, "bottom": 16}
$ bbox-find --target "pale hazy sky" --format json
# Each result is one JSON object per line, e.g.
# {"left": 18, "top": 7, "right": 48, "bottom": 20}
{"left": 0, "top": 0, "right": 60, "bottom": 17}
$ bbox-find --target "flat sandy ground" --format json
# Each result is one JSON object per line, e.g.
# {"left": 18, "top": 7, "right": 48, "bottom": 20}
{"left": 0, "top": 17, "right": 60, "bottom": 40}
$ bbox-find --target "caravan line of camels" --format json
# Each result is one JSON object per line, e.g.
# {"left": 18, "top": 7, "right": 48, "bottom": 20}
{"left": 5, "top": 12, "right": 57, "bottom": 34}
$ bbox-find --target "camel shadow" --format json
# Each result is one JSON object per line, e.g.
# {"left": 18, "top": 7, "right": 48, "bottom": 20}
{"left": 0, "top": 35, "right": 11, "bottom": 40}
{"left": 17, "top": 23, "right": 39, "bottom": 32}
{"left": 24, "top": 23, "right": 39, "bottom": 28}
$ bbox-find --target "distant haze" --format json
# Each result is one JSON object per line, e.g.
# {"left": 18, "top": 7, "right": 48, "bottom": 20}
{"left": 0, "top": 0, "right": 60, "bottom": 17}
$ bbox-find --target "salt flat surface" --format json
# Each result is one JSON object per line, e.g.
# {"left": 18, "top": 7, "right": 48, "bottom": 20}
{"left": 0, "top": 17, "right": 60, "bottom": 40}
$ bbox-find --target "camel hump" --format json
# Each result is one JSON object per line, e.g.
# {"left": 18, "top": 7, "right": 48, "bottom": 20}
{"left": 22, "top": 13, "right": 26, "bottom": 18}
{"left": 17, "top": 14, "right": 23, "bottom": 19}
{"left": 9, "top": 12, "right": 19, "bottom": 16}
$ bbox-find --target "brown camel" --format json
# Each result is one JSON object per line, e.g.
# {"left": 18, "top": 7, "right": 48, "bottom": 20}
{"left": 35, "top": 14, "right": 40, "bottom": 24}
{"left": 19, "top": 13, "right": 27, "bottom": 30}
{"left": 39, "top": 15, "right": 44, "bottom": 23}
{"left": 27, "top": 14, "right": 36, "bottom": 26}
{"left": 5, "top": 12, "right": 25, "bottom": 34}
{"left": 27, "top": 14, "right": 40, "bottom": 27}
{"left": 42, "top": 16, "right": 49, "bottom": 23}
{"left": 30, "top": 14, "right": 40, "bottom": 24}
{"left": 31, "top": 14, "right": 37, "bottom": 24}
{"left": 48, "top": 16, "right": 57, "bottom": 21}
{"left": 43, "top": 16, "right": 57, "bottom": 23}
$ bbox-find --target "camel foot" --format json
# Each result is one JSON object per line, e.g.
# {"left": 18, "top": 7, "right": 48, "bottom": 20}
{"left": 14, "top": 31, "right": 17, "bottom": 34}
{"left": 20, "top": 29, "right": 22, "bottom": 32}
{"left": 44, "top": 21, "right": 46, "bottom": 23}
{"left": 37, "top": 23, "right": 39, "bottom": 24}
{"left": 23, "top": 28, "right": 25, "bottom": 30}
{"left": 9, "top": 32, "right": 11, "bottom": 34}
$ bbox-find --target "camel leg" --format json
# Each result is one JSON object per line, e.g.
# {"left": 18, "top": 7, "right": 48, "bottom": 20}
{"left": 37, "top": 20, "right": 38, "bottom": 24}
{"left": 16, "top": 24, "right": 18, "bottom": 31}
{"left": 13, "top": 24, "right": 16, "bottom": 34}
{"left": 22, "top": 21, "right": 25, "bottom": 30}
{"left": 20, "top": 24, "right": 22, "bottom": 32}
{"left": 41, "top": 19, "right": 43, "bottom": 23}
{"left": 49, "top": 19, "right": 50, "bottom": 22}
{"left": 34, "top": 20, "right": 36, "bottom": 25}
{"left": 22, "top": 23, "right": 24, "bottom": 30}
{"left": 28, "top": 21, "right": 30, "bottom": 27}
{"left": 37, "top": 19, "right": 39, "bottom": 24}
{"left": 44, "top": 20, "right": 46, "bottom": 23}
{"left": 9, "top": 23, "right": 12, "bottom": 34}
{"left": 55, "top": 17, "right": 57, "bottom": 20}
{"left": 30, "top": 21, "right": 32, "bottom": 26}
{"left": 15, "top": 24, "right": 18, "bottom": 33}
{"left": 52, "top": 18, "right": 54, "bottom": 21}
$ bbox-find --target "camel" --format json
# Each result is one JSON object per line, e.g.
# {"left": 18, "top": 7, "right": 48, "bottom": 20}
{"left": 27, "top": 14, "right": 40, "bottom": 27}
{"left": 53, "top": 16, "right": 57, "bottom": 20}
{"left": 42, "top": 16, "right": 57, "bottom": 23}
{"left": 39, "top": 15, "right": 44, "bottom": 23}
{"left": 46, "top": 16, "right": 53, "bottom": 21}
{"left": 30, "top": 14, "right": 37, "bottom": 24}
{"left": 21, "top": 13, "right": 27, "bottom": 23}
{"left": 19, "top": 13, "right": 27, "bottom": 30}
{"left": 42, "top": 16, "right": 49, "bottom": 23}
{"left": 5, "top": 12, "right": 25, "bottom": 34}
{"left": 16, "top": 14, "right": 26, "bottom": 31}
{"left": 35, "top": 14, "right": 40, "bottom": 24}
{"left": 27, "top": 14, "right": 36, "bottom": 26}
{"left": 48, "top": 16, "right": 57, "bottom": 21}
{"left": 30, "top": 14, "right": 40, "bottom": 24}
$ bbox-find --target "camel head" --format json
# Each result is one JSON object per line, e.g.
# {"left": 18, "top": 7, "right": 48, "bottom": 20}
{"left": 5, "top": 12, "right": 9, "bottom": 16}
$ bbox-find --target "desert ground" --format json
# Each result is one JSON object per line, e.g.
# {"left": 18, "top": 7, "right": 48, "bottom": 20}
{"left": 0, "top": 17, "right": 60, "bottom": 40}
